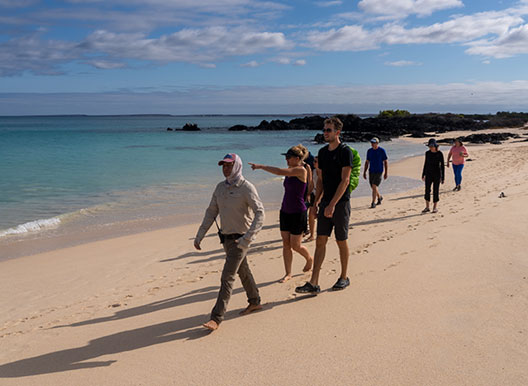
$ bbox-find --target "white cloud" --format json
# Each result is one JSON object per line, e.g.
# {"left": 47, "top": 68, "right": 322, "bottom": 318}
{"left": 241, "top": 60, "right": 260, "bottom": 67}
{"left": 305, "top": 9, "right": 528, "bottom": 54}
{"left": 306, "top": 25, "right": 379, "bottom": 51}
{"left": 293, "top": 59, "right": 306, "bottom": 65}
{"left": 358, "top": 0, "right": 463, "bottom": 18}
{"left": 465, "top": 24, "right": 528, "bottom": 58}
{"left": 82, "top": 27, "right": 290, "bottom": 63}
{"left": 20, "top": 0, "right": 290, "bottom": 34}
{"left": 0, "top": 32, "right": 78, "bottom": 76}
{"left": 0, "top": 27, "right": 291, "bottom": 75}
{"left": 273, "top": 57, "right": 291, "bottom": 64}
{"left": 89, "top": 60, "right": 126, "bottom": 69}
{"left": 314, "top": 1, "right": 342, "bottom": 7}
{"left": 385, "top": 60, "right": 422, "bottom": 66}
{"left": 64, "top": 0, "right": 290, "bottom": 13}
{"left": 383, "top": 11, "right": 524, "bottom": 44}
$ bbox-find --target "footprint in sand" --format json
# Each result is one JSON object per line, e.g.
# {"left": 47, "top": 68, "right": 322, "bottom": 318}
{"left": 384, "top": 261, "right": 401, "bottom": 271}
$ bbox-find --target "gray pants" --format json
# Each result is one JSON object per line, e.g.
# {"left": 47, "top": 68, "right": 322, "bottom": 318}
{"left": 211, "top": 238, "right": 260, "bottom": 324}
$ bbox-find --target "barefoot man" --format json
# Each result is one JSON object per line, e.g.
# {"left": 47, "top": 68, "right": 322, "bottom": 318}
{"left": 194, "top": 153, "right": 265, "bottom": 331}
{"left": 295, "top": 116, "right": 353, "bottom": 293}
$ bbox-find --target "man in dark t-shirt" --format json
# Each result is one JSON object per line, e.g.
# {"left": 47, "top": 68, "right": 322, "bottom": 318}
{"left": 296, "top": 116, "right": 353, "bottom": 293}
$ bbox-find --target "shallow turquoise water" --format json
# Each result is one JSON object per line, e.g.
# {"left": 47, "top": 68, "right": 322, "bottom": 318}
{"left": 0, "top": 115, "right": 424, "bottom": 238}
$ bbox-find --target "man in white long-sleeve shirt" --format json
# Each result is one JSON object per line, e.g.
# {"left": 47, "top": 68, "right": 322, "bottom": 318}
{"left": 194, "top": 153, "right": 265, "bottom": 331}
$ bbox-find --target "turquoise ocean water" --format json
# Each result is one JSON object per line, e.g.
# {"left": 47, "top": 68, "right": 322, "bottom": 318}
{"left": 0, "top": 115, "right": 425, "bottom": 258}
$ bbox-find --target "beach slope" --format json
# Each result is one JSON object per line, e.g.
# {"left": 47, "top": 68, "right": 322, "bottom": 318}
{"left": 1, "top": 140, "right": 528, "bottom": 385}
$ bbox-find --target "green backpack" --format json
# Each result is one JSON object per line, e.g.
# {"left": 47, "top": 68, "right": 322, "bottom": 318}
{"left": 339, "top": 143, "right": 361, "bottom": 193}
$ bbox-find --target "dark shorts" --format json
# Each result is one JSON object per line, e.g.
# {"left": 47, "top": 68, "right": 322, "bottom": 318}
{"left": 280, "top": 210, "right": 307, "bottom": 235}
{"left": 369, "top": 172, "right": 382, "bottom": 186}
{"left": 316, "top": 200, "right": 351, "bottom": 241}
{"left": 306, "top": 192, "right": 316, "bottom": 208}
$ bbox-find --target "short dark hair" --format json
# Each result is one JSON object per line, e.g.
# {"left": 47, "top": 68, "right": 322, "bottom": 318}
{"left": 324, "top": 116, "right": 343, "bottom": 131}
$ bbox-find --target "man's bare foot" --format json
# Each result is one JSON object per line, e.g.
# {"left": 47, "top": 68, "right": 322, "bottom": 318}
{"left": 202, "top": 320, "right": 219, "bottom": 331}
{"left": 239, "top": 304, "right": 263, "bottom": 315}
{"left": 279, "top": 275, "right": 292, "bottom": 283}
{"left": 303, "top": 257, "right": 313, "bottom": 272}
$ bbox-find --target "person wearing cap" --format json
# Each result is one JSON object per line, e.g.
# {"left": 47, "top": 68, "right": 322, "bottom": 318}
{"left": 296, "top": 116, "right": 354, "bottom": 294}
{"left": 194, "top": 153, "right": 265, "bottom": 331}
{"left": 363, "top": 137, "right": 388, "bottom": 208}
{"left": 249, "top": 144, "right": 314, "bottom": 283}
{"left": 421, "top": 138, "right": 445, "bottom": 213}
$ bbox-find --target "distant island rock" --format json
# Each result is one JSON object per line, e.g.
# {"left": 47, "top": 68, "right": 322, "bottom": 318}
{"left": 230, "top": 111, "right": 528, "bottom": 143}
{"left": 182, "top": 123, "right": 200, "bottom": 131}
{"left": 175, "top": 111, "right": 528, "bottom": 143}
{"left": 437, "top": 132, "right": 521, "bottom": 145}
{"left": 167, "top": 123, "right": 201, "bottom": 131}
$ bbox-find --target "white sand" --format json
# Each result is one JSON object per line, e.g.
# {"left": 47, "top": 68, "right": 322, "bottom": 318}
{"left": 1, "top": 130, "right": 528, "bottom": 385}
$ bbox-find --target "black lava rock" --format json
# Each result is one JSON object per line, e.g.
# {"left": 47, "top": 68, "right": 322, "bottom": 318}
{"left": 182, "top": 123, "right": 200, "bottom": 131}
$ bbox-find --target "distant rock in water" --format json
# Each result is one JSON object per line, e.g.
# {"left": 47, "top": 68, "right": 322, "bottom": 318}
{"left": 182, "top": 123, "right": 200, "bottom": 131}
{"left": 288, "top": 116, "right": 326, "bottom": 130}
{"left": 256, "top": 120, "right": 291, "bottom": 130}
{"left": 166, "top": 127, "right": 173, "bottom": 131}
{"left": 205, "top": 112, "right": 528, "bottom": 143}
{"left": 229, "top": 124, "right": 252, "bottom": 131}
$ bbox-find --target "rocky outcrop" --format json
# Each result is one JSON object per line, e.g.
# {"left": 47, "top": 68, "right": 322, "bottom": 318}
{"left": 175, "top": 112, "right": 528, "bottom": 143}
{"left": 437, "top": 132, "right": 521, "bottom": 145}
{"left": 182, "top": 123, "right": 200, "bottom": 131}
{"left": 228, "top": 124, "right": 251, "bottom": 131}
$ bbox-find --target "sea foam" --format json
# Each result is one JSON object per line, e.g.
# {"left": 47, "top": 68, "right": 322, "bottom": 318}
{"left": 0, "top": 217, "right": 61, "bottom": 237}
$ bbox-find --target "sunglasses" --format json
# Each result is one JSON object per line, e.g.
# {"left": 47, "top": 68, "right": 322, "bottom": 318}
{"left": 322, "top": 128, "right": 334, "bottom": 133}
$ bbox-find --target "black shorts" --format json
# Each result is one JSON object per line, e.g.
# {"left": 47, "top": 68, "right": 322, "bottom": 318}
{"left": 280, "top": 210, "right": 307, "bottom": 235}
{"left": 316, "top": 200, "right": 351, "bottom": 241}
{"left": 369, "top": 172, "right": 382, "bottom": 186}
{"left": 306, "top": 192, "right": 316, "bottom": 208}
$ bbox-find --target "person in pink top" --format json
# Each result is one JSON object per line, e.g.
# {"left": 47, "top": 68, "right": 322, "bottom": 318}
{"left": 447, "top": 138, "right": 469, "bottom": 191}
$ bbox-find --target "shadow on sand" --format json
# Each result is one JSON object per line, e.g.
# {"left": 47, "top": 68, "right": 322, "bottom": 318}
{"left": 0, "top": 288, "right": 312, "bottom": 378}
{"left": 160, "top": 238, "right": 283, "bottom": 263}
{"left": 51, "top": 279, "right": 278, "bottom": 329}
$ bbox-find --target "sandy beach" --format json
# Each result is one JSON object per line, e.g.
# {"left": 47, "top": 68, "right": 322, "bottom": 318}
{"left": 1, "top": 130, "right": 528, "bottom": 385}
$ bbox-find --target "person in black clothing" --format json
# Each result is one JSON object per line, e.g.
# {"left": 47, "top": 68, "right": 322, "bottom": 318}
{"left": 422, "top": 138, "right": 445, "bottom": 213}
{"left": 295, "top": 117, "right": 354, "bottom": 293}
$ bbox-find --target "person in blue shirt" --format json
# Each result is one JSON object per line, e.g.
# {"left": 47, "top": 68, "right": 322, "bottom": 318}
{"left": 363, "top": 137, "right": 388, "bottom": 208}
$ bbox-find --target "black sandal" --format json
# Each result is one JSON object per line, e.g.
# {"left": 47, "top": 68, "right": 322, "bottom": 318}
{"left": 295, "top": 282, "right": 321, "bottom": 294}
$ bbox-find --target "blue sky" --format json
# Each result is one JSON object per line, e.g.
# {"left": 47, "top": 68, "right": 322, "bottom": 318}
{"left": 1, "top": 0, "right": 528, "bottom": 114}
